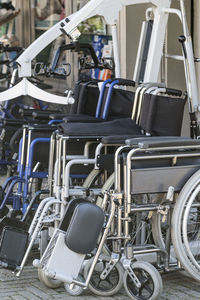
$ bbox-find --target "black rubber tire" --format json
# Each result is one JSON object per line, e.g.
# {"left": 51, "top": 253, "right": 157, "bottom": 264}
{"left": 123, "top": 261, "right": 163, "bottom": 300}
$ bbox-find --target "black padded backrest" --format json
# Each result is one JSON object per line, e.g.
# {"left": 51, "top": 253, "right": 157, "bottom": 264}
{"left": 70, "top": 81, "right": 100, "bottom": 116}
{"left": 99, "top": 87, "right": 135, "bottom": 119}
{"left": 140, "top": 93, "right": 186, "bottom": 136}
{"left": 31, "top": 131, "right": 52, "bottom": 168}
{"left": 69, "top": 81, "right": 82, "bottom": 114}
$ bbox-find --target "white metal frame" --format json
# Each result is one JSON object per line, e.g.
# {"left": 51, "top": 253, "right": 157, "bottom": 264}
{"left": 0, "top": 0, "right": 172, "bottom": 105}
{"left": 1, "top": 0, "right": 199, "bottom": 120}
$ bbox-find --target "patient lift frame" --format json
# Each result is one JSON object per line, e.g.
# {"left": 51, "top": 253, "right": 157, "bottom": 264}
{"left": 0, "top": 1, "right": 199, "bottom": 122}
{"left": 0, "top": 1, "right": 172, "bottom": 100}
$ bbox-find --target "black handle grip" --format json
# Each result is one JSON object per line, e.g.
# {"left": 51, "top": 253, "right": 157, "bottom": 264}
{"left": 165, "top": 88, "right": 182, "bottom": 97}
{"left": 178, "top": 35, "right": 186, "bottom": 44}
{"left": 0, "top": 46, "right": 23, "bottom": 53}
{"left": 61, "top": 42, "right": 99, "bottom": 67}
{"left": 114, "top": 78, "right": 135, "bottom": 87}
{"left": 28, "top": 124, "right": 55, "bottom": 132}
{"left": 178, "top": 35, "right": 187, "bottom": 59}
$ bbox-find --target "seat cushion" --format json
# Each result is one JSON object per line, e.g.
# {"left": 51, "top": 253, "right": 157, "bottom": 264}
{"left": 59, "top": 118, "right": 141, "bottom": 136}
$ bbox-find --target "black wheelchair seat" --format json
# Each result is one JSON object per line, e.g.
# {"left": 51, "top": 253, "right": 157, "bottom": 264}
{"left": 59, "top": 117, "right": 141, "bottom": 136}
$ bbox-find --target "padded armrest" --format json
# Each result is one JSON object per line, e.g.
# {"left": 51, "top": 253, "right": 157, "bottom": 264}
{"left": 101, "top": 135, "right": 143, "bottom": 145}
{"left": 19, "top": 109, "right": 41, "bottom": 117}
{"left": 3, "top": 119, "right": 26, "bottom": 126}
{"left": 49, "top": 113, "right": 68, "bottom": 120}
{"left": 125, "top": 136, "right": 200, "bottom": 148}
{"left": 3, "top": 119, "right": 39, "bottom": 126}
{"left": 2, "top": 118, "right": 46, "bottom": 126}
{"left": 64, "top": 115, "right": 104, "bottom": 123}
{"left": 32, "top": 110, "right": 62, "bottom": 120}
{"left": 27, "top": 124, "right": 55, "bottom": 132}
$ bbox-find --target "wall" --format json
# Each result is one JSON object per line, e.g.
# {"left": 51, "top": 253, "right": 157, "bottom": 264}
{"left": 15, "top": 0, "right": 34, "bottom": 47}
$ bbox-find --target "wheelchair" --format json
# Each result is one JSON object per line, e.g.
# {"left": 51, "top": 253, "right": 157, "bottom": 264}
{"left": 0, "top": 79, "right": 190, "bottom": 300}
{"left": 0, "top": 75, "right": 136, "bottom": 224}
{"left": 34, "top": 84, "right": 199, "bottom": 299}
{"left": 0, "top": 37, "right": 118, "bottom": 216}
{"left": 0, "top": 40, "right": 104, "bottom": 174}
{"left": 32, "top": 133, "right": 200, "bottom": 300}
{"left": 0, "top": 1, "right": 199, "bottom": 299}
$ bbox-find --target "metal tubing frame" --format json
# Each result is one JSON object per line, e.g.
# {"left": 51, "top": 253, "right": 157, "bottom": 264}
{"left": 16, "top": 198, "right": 61, "bottom": 277}
{"left": 48, "top": 131, "right": 56, "bottom": 196}
{"left": 95, "top": 79, "right": 112, "bottom": 118}
{"left": 22, "top": 137, "right": 50, "bottom": 213}
{"left": 0, "top": 177, "right": 26, "bottom": 210}
{"left": 102, "top": 80, "right": 119, "bottom": 120}
{"left": 125, "top": 143, "right": 200, "bottom": 241}
{"left": 163, "top": 2, "right": 199, "bottom": 119}
{"left": 63, "top": 158, "right": 96, "bottom": 199}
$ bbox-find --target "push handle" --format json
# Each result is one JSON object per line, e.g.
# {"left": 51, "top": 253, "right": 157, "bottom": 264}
{"left": 165, "top": 88, "right": 182, "bottom": 97}
{"left": 61, "top": 42, "right": 99, "bottom": 67}
{"left": 114, "top": 78, "right": 135, "bottom": 87}
{"left": 178, "top": 35, "right": 187, "bottom": 58}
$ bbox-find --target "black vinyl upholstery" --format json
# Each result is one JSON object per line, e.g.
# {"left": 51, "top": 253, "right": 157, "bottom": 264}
{"left": 59, "top": 118, "right": 141, "bottom": 136}
{"left": 65, "top": 202, "right": 104, "bottom": 254}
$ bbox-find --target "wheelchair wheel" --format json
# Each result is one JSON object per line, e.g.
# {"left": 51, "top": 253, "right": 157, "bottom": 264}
{"left": 151, "top": 212, "right": 165, "bottom": 249}
{"left": 171, "top": 169, "right": 200, "bottom": 281}
{"left": 82, "top": 168, "right": 101, "bottom": 188}
{"left": 83, "top": 170, "right": 115, "bottom": 207}
{"left": 38, "top": 268, "right": 62, "bottom": 288}
{"left": 64, "top": 275, "right": 84, "bottom": 296}
{"left": 123, "top": 261, "right": 163, "bottom": 300}
{"left": 83, "top": 254, "right": 123, "bottom": 296}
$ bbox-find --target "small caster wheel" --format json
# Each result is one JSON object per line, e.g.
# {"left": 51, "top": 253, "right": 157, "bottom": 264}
{"left": 84, "top": 254, "right": 124, "bottom": 297}
{"left": 64, "top": 275, "right": 84, "bottom": 296}
{"left": 38, "top": 268, "right": 62, "bottom": 288}
{"left": 123, "top": 261, "right": 163, "bottom": 300}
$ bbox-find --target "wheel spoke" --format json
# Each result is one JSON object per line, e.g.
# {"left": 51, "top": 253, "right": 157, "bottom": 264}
{"left": 142, "top": 282, "right": 153, "bottom": 295}
{"left": 106, "top": 275, "right": 115, "bottom": 288}
{"left": 92, "top": 273, "right": 102, "bottom": 288}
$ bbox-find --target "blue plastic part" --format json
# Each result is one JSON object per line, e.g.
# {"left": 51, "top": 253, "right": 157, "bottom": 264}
{"left": 0, "top": 177, "right": 26, "bottom": 210}
{"left": 48, "top": 120, "right": 63, "bottom": 125}
{"left": 70, "top": 174, "right": 88, "bottom": 179}
{"left": 102, "top": 80, "right": 119, "bottom": 120}
{"left": 17, "top": 137, "right": 23, "bottom": 173}
{"left": 27, "top": 137, "right": 50, "bottom": 177}
{"left": 95, "top": 79, "right": 112, "bottom": 118}
{"left": 0, "top": 160, "right": 17, "bottom": 165}
{"left": 51, "top": 48, "right": 61, "bottom": 72}
{"left": 22, "top": 137, "right": 50, "bottom": 214}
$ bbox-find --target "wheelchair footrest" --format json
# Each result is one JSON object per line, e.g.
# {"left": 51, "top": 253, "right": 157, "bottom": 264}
{"left": 39, "top": 229, "right": 85, "bottom": 284}
{"left": 0, "top": 219, "right": 29, "bottom": 270}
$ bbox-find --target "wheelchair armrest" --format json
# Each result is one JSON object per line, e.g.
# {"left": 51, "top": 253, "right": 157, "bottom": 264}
{"left": 32, "top": 110, "right": 62, "bottom": 120}
{"left": 49, "top": 113, "right": 67, "bottom": 120}
{"left": 125, "top": 136, "right": 200, "bottom": 148}
{"left": 3, "top": 119, "right": 25, "bottom": 126}
{"left": 19, "top": 109, "right": 40, "bottom": 117}
{"left": 101, "top": 135, "right": 143, "bottom": 145}
{"left": 64, "top": 115, "right": 104, "bottom": 123}
{"left": 27, "top": 124, "right": 55, "bottom": 132}
{"left": 2, "top": 118, "right": 46, "bottom": 126}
